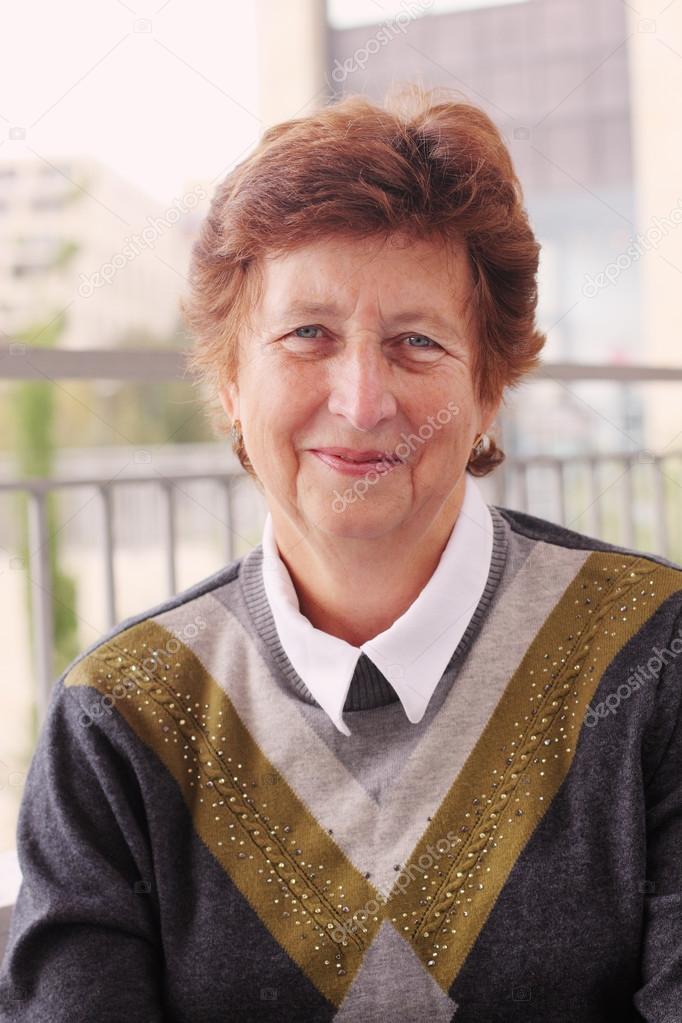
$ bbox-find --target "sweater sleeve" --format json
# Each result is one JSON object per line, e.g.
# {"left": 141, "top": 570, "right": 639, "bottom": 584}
{"left": 0, "top": 675, "right": 165, "bottom": 1023}
{"left": 633, "top": 599, "right": 682, "bottom": 1022}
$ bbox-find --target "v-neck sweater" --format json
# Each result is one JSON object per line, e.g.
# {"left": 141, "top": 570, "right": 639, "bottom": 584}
{"left": 1, "top": 503, "right": 682, "bottom": 1022}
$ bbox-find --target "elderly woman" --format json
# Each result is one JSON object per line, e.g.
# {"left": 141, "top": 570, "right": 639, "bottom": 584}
{"left": 1, "top": 85, "right": 681, "bottom": 1023}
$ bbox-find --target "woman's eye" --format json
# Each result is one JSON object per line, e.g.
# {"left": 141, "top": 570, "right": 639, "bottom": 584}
{"left": 282, "top": 327, "right": 442, "bottom": 354}
{"left": 404, "top": 334, "right": 440, "bottom": 351}
{"left": 290, "top": 325, "right": 323, "bottom": 339}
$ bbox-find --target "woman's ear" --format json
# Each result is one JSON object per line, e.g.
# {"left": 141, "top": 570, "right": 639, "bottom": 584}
{"left": 480, "top": 390, "right": 504, "bottom": 436}
{"left": 218, "top": 383, "right": 239, "bottom": 423}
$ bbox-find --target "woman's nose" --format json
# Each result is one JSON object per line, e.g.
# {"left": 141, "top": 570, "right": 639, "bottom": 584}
{"left": 326, "top": 341, "right": 397, "bottom": 431}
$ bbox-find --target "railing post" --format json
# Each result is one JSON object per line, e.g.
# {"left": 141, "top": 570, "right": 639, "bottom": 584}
{"left": 224, "top": 478, "right": 235, "bottom": 563}
{"left": 160, "top": 480, "right": 177, "bottom": 597}
{"left": 652, "top": 458, "right": 669, "bottom": 558}
{"left": 517, "top": 461, "right": 529, "bottom": 513}
{"left": 97, "top": 484, "right": 117, "bottom": 628}
{"left": 27, "top": 491, "right": 55, "bottom": 724}
{"left": 556, "top": 459, "right": 567, "bottom": 526}
{"left": 490, "top": 413, "right": 508, "bottom": 508}
{"left": 622, "top": 457, "right": 635, "bottom": 548}
{"left": 588, "top": 458, "right": 602, "bottom": 538}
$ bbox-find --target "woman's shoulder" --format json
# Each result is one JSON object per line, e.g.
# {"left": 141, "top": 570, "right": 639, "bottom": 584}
{"left": 492, "top": 503, "right": 682, "bottom": 580}
{"left": 54, "top": 553, "right": 249, "bottom": 727}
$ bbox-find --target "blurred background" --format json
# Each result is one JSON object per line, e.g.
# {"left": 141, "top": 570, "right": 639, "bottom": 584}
{"left": 1, "top": 0, "right": 681, "bottom": 899}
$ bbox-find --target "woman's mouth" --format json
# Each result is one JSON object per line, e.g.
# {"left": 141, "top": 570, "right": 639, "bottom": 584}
{"left": 309, "top": 448, "right": 404, "bottom": 476}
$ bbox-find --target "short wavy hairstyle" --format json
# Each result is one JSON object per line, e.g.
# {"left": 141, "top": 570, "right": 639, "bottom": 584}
{"left": 181, "top": 83, "right": 546, "bottom": 479}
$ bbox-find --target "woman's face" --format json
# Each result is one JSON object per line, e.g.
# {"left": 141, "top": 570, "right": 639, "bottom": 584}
{"left": 219, "top": 231, "right": 501, "bottom": 541}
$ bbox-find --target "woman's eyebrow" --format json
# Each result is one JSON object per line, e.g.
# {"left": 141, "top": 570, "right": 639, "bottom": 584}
{"left": 277, "top": 300, "right": 345, "bottom": 319}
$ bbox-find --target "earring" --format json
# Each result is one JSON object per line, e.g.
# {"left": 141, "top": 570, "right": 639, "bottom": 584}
{"left": 471, "top": 432, "right": 490, "bottom": 459}
{"left": 230, "top": 418, "right": 242, "bottom": 446}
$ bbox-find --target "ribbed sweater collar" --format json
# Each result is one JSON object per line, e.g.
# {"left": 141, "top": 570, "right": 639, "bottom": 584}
{"left": 239, "top": 504, "right": 509, "bottom": 713}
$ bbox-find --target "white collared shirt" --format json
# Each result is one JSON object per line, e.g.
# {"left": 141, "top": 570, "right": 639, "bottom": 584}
{"left": 260, "top": 472, "right": 494, "bottom": 736}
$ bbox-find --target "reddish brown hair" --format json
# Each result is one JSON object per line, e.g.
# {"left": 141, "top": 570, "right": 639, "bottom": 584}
{"left": 181, "top": 83, "right": 546, "bottom": 478}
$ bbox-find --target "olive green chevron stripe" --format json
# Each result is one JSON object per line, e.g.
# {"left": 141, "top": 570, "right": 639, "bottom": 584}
{"left": 64, "top": 619, "right": 380, "bottom": 1008}
{"left": 381, "top": 551, "right": 682, "bottom": 991}
{"left": 62, "top": 551, "right": 681, "bottom": 1003}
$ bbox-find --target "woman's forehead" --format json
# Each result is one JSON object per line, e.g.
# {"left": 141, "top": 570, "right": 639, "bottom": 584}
{"left": 256, "top": 234, "right": 472, "bottom": 316}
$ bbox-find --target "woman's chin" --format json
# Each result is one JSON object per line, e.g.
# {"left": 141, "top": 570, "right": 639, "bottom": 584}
{"left": 302, "top": 490, "right": 408, "bottom": 540}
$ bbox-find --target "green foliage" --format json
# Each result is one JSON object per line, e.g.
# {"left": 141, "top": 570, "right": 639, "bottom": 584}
{"left": 52, "top": 239, "right": 79, "bottom": 271}
{"left": 12, "top": 311, "right": 80, "bottom": 722}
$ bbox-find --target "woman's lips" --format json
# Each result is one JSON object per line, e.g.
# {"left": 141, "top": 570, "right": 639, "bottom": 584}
{"left": 310, "top": 450, "right": 404, "bottom": 476}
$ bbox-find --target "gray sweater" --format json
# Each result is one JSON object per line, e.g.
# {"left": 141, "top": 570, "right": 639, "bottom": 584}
{"left": 1, "top": 504, "right": 681, "bottom": 1022}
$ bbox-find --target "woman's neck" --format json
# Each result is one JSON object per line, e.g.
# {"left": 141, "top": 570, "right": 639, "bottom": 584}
{"left": 270, "top": 484, "right": 465, "bottom": 647}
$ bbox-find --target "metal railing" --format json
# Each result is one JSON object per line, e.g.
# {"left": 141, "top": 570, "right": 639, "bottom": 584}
{"left": 3, "top": 448, "right": 681, "bottom": 722}
{"left": 501, "top": 450, "right": 680, "bottom": 547}
{"left": 0, "top": 469, "right": 246, "bottom": 721}
{"left": 3, "top": 345, "right": 682, "bottom": 383}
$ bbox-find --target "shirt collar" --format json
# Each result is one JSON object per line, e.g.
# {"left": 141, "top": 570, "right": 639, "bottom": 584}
{"left": 260, "top": 473, "right": 494, "bottom": 736}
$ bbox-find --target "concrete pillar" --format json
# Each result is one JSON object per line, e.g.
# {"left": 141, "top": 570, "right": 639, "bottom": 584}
{"left": 625, "top": 2, "right": 682, "bottom": 454}
{"left": 255, "top": 0, "right": 329, "bottom": 129}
